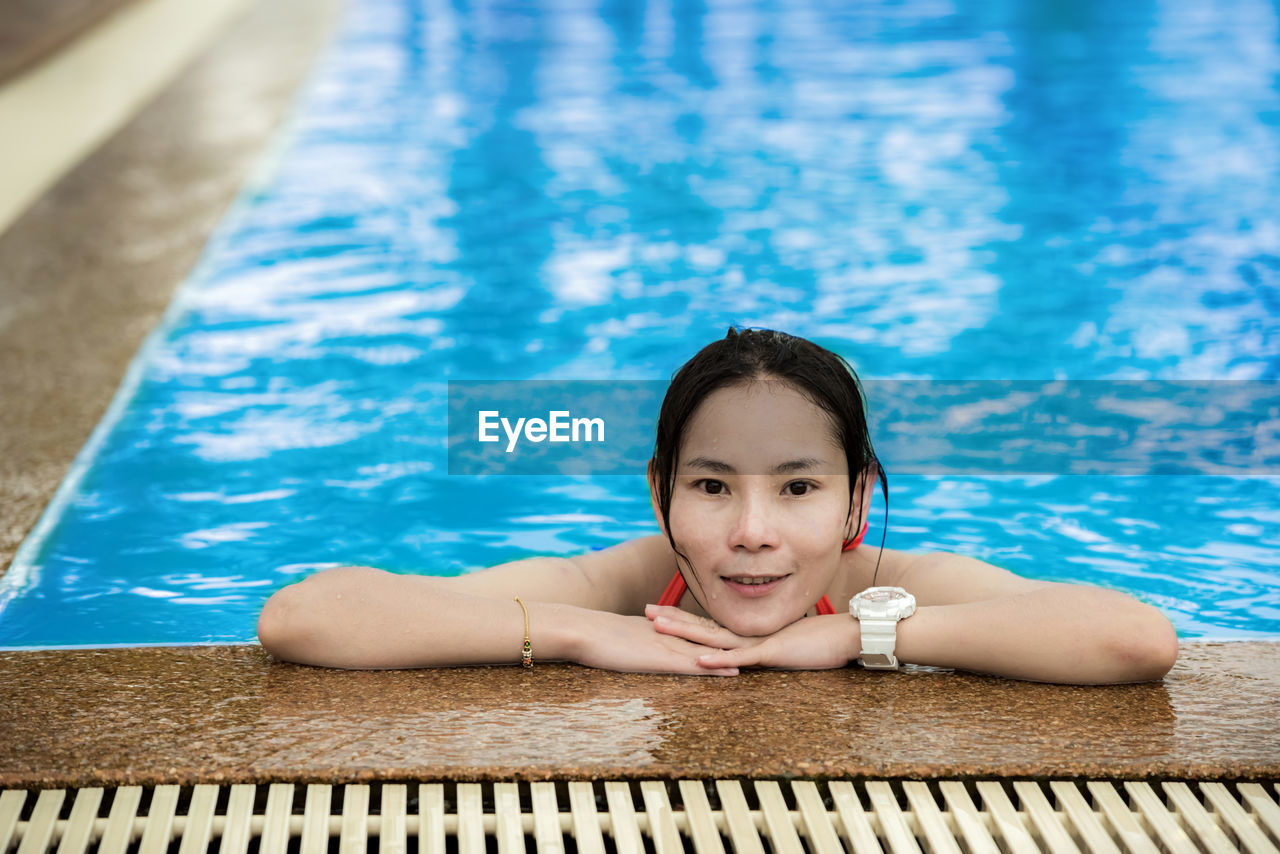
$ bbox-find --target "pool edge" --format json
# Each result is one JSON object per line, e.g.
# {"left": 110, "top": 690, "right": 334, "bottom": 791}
{"left": 0, "top": 0, "right": 347, "bottom": 587}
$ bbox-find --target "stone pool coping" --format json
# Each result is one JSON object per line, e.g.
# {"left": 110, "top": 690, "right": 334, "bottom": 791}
{"left": 2, "top": 642, "right": 1278, "bottom": 788}
{"left": 0, "top": 0, "right": 139, "bottom": 85}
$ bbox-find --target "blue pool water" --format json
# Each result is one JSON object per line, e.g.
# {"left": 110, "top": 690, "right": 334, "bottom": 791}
{"left": 2, "top": 0, "right": 1280, "bottom": 648}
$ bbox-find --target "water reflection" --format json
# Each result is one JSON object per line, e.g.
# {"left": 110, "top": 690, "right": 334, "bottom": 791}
{"left": 248, "top": 659, "right": 1177, "bottom": 778}
{"left": 258, "top": 663, "right": 667, "bottom": 770}
{"left": 3, "top": 0, "right": 1279, "bottom": 647}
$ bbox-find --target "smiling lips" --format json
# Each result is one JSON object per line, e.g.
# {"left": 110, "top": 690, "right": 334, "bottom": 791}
{"left": 722, "top": 574, "right": 789, "bottom": 597}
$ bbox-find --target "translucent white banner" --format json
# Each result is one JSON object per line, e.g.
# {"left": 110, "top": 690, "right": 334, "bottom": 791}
{"left": 447, "top": 380, "right": 1280, "bottom": 475}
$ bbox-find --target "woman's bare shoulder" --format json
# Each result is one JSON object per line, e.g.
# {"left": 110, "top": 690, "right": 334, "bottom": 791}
{"left": 838, "top": 544, "right": 923, "bottom": 605}
{"left": 863, "top": 546, "right": 1057, "bottom": 607}
{"left": 567, "top": 534, "right": 681, "bottom": 615}
{"left": 429, "top": 534, "right": 678, "bottom": 615}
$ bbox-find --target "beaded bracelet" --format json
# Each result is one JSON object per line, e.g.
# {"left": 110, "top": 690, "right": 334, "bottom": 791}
{"left": 513, "top": 596, "right": 533, "bottom": 668}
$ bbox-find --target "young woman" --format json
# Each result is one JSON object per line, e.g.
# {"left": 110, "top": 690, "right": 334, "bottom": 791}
{"left": 257, "top": 328, "right": 1179, "bottom": 684}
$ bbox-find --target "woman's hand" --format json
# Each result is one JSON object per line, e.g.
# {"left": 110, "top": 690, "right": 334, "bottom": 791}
{"left": 645, "top": 604, "right": 857, "bottom": 671}
{"left": 569, "top": 609, "right": 741, "bottom": 676}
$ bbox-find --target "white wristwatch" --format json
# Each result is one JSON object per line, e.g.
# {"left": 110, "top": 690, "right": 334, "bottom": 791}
{"left": 849, "top": 586, "right": 916, "bottom": 670}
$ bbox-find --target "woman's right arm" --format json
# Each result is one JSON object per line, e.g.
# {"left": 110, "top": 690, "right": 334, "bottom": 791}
{"left": 256, "top": 536, "right": 738, "bottom": 674}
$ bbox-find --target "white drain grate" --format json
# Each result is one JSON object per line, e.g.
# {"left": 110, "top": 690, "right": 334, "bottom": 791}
{"left": 1, "top": 779, "right": 1278, "bottom": 853}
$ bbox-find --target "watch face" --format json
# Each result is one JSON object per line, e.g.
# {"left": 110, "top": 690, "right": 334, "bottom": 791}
{"left": 852, "top": 586, "right": 916, "bottom": 621}
{"left": 860, "top": 587, "right": 910, "bottom": 604}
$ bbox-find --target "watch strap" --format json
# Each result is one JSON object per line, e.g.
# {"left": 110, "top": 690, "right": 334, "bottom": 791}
{"left": 857, "top": 618, "right": 901, "bottom": 670}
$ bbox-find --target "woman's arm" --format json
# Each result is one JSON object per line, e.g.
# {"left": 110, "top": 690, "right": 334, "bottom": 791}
{"left": 668, "top": 551, "right": 1179, "bottom": 684}
{"left": 256, "top": 536, "right": 739, "bottom": 674}
{"left": 891, "top": 551, "right": 1179, "bottom": 684}
{"left": 256, "top": 564, "right": 585, "bottom": 669}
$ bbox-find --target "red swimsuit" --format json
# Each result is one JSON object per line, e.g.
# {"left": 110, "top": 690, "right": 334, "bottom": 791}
{"left": 655, "top": 520, "right": 870, "bottom": 614}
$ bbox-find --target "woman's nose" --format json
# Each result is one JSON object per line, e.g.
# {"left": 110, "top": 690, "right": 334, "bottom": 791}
{"left": 729, "top": 492, "right": 780, "bottom": 551}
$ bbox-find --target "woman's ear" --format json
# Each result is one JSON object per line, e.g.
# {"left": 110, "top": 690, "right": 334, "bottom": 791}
{"left": 647, "top": 458, "right": 669, "bottom": 537}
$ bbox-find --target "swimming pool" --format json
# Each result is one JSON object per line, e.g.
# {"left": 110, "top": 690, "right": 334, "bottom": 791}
{"left": 1, "top": 0, "right": 1278, "bottom": 648}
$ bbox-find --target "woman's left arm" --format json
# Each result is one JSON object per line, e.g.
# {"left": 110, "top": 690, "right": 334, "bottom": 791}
{"left": 672, "top": 551, "right": 1179, "bottom": 684}
{"left": 889, "top": 551, "right": 1179, "bottom": 684}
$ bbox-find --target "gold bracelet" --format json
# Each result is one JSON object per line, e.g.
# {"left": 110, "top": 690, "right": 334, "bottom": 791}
{"left": 513, "top": 596, "right": 533, "bottom": 668}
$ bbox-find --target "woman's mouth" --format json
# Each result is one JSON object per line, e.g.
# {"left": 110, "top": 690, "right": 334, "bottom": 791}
{"left": 721, "top": 574, "right": 789, "bottom": 597}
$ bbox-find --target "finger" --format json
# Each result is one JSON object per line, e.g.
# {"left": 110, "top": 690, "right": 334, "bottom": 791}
{"left": 661, "top": 633, "right": 730, "bottom": 657}
{"left": 644, "top": 603, "right": 698, "bottom": 622}
{"left": 679, "top": 654, "right": 740, "bottom": 675}
{"left": 619, "top": 659, "right": 738, "bottom": 677}
{"left": 660, "top": 636, "right": 743, "bottom": 676}
{"left": 697, "top": 645, "right": 765, "bottom": 669}
{"left": 652, "top": 614, "right": 745, "bottom": 648}
{"left": 645, "top": 603, "right": 726, "bottom": 626}
{"left": 646, "top": 606, "right": 744, "bottom": 643}
{"left": 682, "top": 664, "right": 739, "bottom": 676}
{"left": 648, "top": 641, "right": 740, "bottom": 676}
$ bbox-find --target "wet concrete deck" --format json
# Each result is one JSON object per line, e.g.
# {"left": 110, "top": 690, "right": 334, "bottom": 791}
{"left": 2, "top": 643, "right": 1278, "bottom": 787}
{"left": 1, "top": 0, "right": 1277, "bottom": 791}
{"left": 0, "top": 0, "right": 138, "bottom": 83}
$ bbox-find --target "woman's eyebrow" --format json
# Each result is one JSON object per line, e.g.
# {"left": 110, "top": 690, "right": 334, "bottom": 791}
{"left": 682, "top": 456, "right": 829, "bottom": 474}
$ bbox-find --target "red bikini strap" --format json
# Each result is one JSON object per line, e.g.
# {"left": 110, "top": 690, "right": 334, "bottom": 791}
{"left": 656, "top": 572, "right": 687, "bottom": 608}
{"left": 842, "top": 519, "right": 870, "bottom": 552}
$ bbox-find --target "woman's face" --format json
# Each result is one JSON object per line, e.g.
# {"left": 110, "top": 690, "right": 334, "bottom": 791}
{"left": 653, "top": 379, "right": 854, "bottom": 637}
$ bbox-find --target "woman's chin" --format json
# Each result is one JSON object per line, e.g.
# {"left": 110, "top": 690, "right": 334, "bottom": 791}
{"left": 707, "top": 574, "right": 806, "bottom": 636}
{"left": 712, "top": 604, "right": 800, "bottom": 639}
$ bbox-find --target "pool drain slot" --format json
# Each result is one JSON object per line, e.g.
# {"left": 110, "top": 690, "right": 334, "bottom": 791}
{"left": 1, "top": 779, "right": 1277, "bottom": 853}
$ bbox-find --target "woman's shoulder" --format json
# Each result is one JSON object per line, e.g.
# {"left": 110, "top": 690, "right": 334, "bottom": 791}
{"left": 425, "top": 535, "right": 674, "bottom": 615}
{"left": 852, "top": 546, "right": 1056, "bottom": 607}
{"left": 427, "top": 534, "right": 678, "bottom": 616}
{"left": 834, "top": 544, "right": 924, "bottom": 608}
{"left": 566, "top": 534, "right": 682, "bottom": 615}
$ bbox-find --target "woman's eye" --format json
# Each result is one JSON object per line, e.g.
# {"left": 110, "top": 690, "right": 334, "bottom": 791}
{"left": 786, "top": 481, "right": 814, "bottom": 496}
{"left": 697, "top": 479, "right": 726, "bottom": 495}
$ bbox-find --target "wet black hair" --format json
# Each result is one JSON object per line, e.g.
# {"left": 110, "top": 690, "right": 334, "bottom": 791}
{"left": 648, "top": 327, "right": 889, "bottom": 607}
